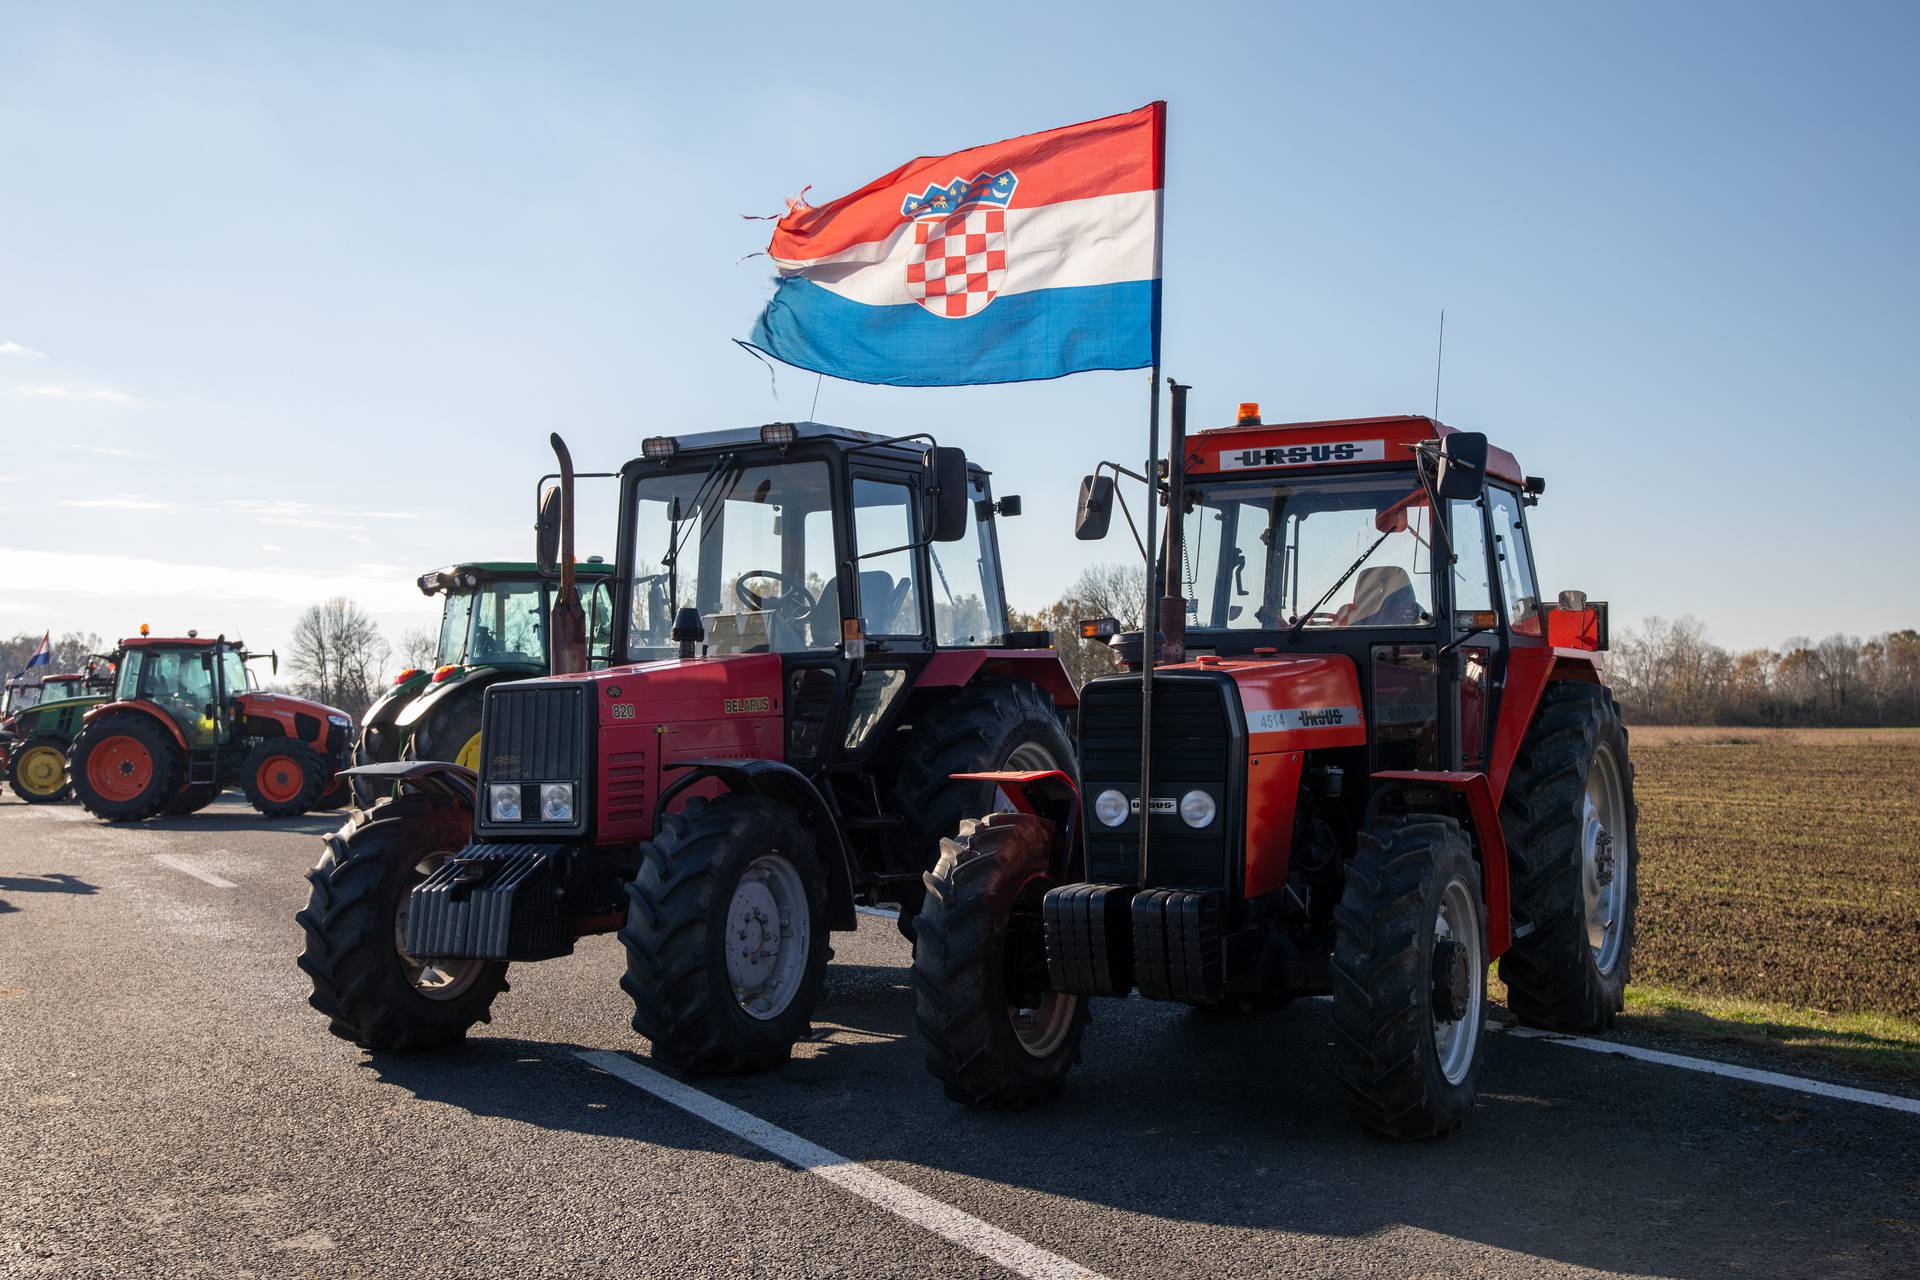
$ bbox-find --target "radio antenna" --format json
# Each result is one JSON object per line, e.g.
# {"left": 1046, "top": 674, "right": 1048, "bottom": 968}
{"left": 1432, "top": 308, "right": 1446, "bottom": 421}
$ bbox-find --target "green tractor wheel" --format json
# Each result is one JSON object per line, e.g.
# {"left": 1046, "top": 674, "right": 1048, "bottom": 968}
{"left": 8, "top": 734, "right": 74, "bottom": 803}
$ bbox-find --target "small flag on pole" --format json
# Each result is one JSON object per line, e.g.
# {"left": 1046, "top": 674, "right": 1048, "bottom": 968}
{"left": 24, "top": 631, "right": 51, "bottom": 671}
{"left": 745, "top": 103, "right": 1164, "bottom": 388}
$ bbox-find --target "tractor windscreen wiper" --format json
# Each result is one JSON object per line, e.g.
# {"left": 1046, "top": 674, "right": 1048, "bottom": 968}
{"left": 1290, "top": 530, "right": 1391, "bottom": 633}
{"left": 660, "top": 452, "right": 738, "bottom": 607}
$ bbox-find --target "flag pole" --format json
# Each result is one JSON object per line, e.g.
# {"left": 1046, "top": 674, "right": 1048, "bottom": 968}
{"left": 1136, "top": 101, "right": 1167, "bottom": 889}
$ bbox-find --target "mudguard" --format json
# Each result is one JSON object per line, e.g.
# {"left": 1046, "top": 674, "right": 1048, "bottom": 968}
{"left": 393, "top": 664, "right": 536, "bottom": 730}
{"left": 1370, "top": 769, "right": 1512, "bottom": 957}
{"left": 340, "top": 760, "right": 478, "bottom": 810}
{"left": 655, "top": 758, "right": 859, "bottom": 931}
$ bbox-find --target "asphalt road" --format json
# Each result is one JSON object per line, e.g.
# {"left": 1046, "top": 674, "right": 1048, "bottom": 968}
{"left": 3, "top": 794, "right": 1918, "bottom": 1280}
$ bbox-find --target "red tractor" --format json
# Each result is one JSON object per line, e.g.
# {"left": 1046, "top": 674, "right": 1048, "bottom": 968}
{"left": 911, "top": 391, "right": 1637, "bottom": 1140}
{"left": 68, "top": 631, "right": 354, "bottom": 820}
{"left": 299, "top": 423, "right": 1075, "bottom": 1073}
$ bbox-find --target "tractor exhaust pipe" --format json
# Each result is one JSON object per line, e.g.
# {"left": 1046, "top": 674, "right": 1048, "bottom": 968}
{"left": 547, "top": 433, "right": 587, "bottom": 676}
{"left": 1158, "top": 381, "right": 1190, "bottom": 664}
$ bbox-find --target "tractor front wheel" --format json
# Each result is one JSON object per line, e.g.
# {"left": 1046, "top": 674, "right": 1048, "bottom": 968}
{"left": 242, "top": 740, "right": 326, "bottom": 817}
{"left": 618, "top": 794, "right": 831, "bottom": 1074}
{"left": 912, "top": 812, "right": 1088, "bottom": 1108}
{"left": 8, "top": 734, "right": 74, "bottom": 803}
{"left": 1332, "top": 813, "right": 1487, "bottom": 1140}
{"left": 296, "top": 792, "right": 508, "bottom": 1051}
{"left": 69, "top": 713, "right": 183, "bottom": 822}
{"left": 1498, "top": 682, "right": 1640, "bottom": 1031}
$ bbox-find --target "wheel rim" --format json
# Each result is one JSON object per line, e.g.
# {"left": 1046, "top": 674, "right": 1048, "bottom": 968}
{"left": 995, "top": 741, "right": 1059, "bottom": 812}
{"left": 19, "top": 745, "right": 67, "bottom": 795}
{"left": 87, "top": 735, "right": 154, "bottom": 802}
{"left": 1433, "top": 877, "right": 1484, "bottom": 1086}
{"left": 454, "top": 731, "right": 482, "bottom": 771}
{"left": 1582, "top": 742, "right": 1629, "bottom": 974}
{"left": 726, "top": 854, "right": 811, "bottom": 1020}
{"left": 990, "top": 741, "right": 1079, "bottom": 1055}
{"left": 393, "top": 854, "right": 486, "bottom": 1000}
{"left": 255, "top": 755, "right": 305, "bottom": 805}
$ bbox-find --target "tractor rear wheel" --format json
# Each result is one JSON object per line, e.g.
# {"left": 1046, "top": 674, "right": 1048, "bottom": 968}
{"left": 8, "top": 734, "right": 73, "bottom": 803}
{"left": 618, "top": 794, "right": 830, "bottom": 1075}
{"left": 1332, "top": 813, "right": 1486, "bottom": 1140}
{"left": 242, "top": 740, "right": 326, "bottom": 817}
{"left": 1498, "top": 682, "right": 1639, "bottom": 1031}
{"left": 912, "top": 812, "right": 1088, "bottom": 1108}
{"left": 405, "top": 691, "right": 484, "bottom": 771}
{"left": 887, "top": 677, "right": 1075, "bottom": 940}
{"left": 69, "top": 713, "right": 183, "bottom": 822}
{"left": 164, "top": 783, "right": 222, "bottom": 816}
{"left": 296, "top": 792, "right": 508, "bottom": 1051}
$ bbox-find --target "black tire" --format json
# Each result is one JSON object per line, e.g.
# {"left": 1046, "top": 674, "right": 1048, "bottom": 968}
{"left": 8, "top": 733, "right": 74, "bottom": 803}
{"left": 69, "top": 712, "right": 184, "bottom": 822}
{"left": 351, "top": 726, "right": 396, "bottom": 808}
{"left": 164, "top": 783, "right": 222, "bottom": 816}
{"left": 296, "top": 792, "right": 509, "bottom": 1051}
{"left": 405, "top": 688, "right": 485, "bottom": 769}
{"left": 886, "top": 677, "right": 1076, "bottom": 939}
{"left": 618, "top": 794, "right": 831, "bottom": 1075}
{"left": 314, "top": 774, "right": 352, "bottom": 810}
{"left": 1332, "top": 814, "right": 1487, "bottom": 1140}
{"left": 1498, "top": 681, "right": 1640, "bottom": 1031}
{"left": 912, "top": 812, "right": 1088, "bottom": 1108}
{"left": 241, "top": 739, "right": 326, "bottom": 817}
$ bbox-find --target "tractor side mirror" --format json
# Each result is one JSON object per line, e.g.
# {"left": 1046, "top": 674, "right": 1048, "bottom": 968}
{"left": 925, "top": 447, "right": 970, "bottom": 542}
{"left": 1435, "top": 432, "right": 1488, "bottom": 501}
{"left": 536, "top": 482, "right": 564, "bottom": 575}
{"left": 1075, "top": 474, "right": 1114, "bottom": 540}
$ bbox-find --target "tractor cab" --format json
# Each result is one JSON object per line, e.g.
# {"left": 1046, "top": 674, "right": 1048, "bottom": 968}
{"left": 2, "top": 671, "right": 113, "bottom": 803}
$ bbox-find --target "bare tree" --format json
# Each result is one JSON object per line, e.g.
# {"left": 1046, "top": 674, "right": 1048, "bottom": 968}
{"left": 397, "top": 627, "right": 439, "bottom": 672}
{"left": 289, "top": 598, "right": 390, "bottom": 720}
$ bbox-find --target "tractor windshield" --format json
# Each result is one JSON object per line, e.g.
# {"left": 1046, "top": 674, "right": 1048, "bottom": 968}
{"left": 626, "top": 459, "right": 840, "bottom": 659}
{"left": 37, "top": 677, "right": 89, "bottom": 703}
{"left": 438, "top": 580, "right": 548, "bottom": 667}
{"left": 1180, "top": 473, "right": 1437, "bottom": 631}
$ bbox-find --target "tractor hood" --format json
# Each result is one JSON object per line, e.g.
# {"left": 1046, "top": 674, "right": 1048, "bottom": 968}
{"left": 1177, "top": 653, "right": 1369, "bottom": 751}
{"left": 239, "top": 690, "right": 354, "bottom": 724}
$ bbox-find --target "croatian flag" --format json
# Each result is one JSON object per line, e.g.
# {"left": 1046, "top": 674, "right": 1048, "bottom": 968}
{"left": 24, "top": 632, "right": 50, "bottom": 671}
{"left": 747, "top": 103, "right": 1163, "bottom": 387}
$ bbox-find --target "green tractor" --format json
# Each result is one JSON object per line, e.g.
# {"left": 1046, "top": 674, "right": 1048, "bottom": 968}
{"left": 351, "top": 561, "right": 616, "bottom": 804}
{"left": 1, "top": 665, "right": 114, "bottom": 803}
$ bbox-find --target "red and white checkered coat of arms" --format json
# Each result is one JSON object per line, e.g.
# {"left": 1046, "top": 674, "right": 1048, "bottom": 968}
{"left": 900, "top": 170, "right": 1017, "bottom": 319}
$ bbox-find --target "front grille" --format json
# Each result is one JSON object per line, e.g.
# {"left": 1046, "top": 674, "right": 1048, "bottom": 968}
{"left": 478, "top": 682, "right": 590, "bottom": 837}
{"left": 1079, "top": 674, "right": 1235, "bottom": 890}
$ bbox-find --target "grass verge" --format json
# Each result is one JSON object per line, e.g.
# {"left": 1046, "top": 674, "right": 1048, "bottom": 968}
{"left": 1614, "top": 983, "right": 1920, "bottom": 1087}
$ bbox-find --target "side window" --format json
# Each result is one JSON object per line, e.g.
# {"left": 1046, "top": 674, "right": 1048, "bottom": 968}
{"left": 587, "top": 581, "right": 615, "bottom": 667}
{"left": 851, "top": 478, "right": 924, "bottom": 636}
{"left": 117, "top": 650, "right": 144, "bottom": 701}
{"left": 803, "top": 508, "right": 841, "bottom": 648}
{"left": 1488, "top": 489, "right": 1542, "bottom": 636}
{"left": 1448, "top": 498, "right": 1494, "bottom": 617}
{"left": 931, "top": 474, "right": 1006, "bottom": 646}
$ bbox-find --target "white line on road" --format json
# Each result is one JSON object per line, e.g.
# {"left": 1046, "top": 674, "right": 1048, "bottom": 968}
{"left": 855, "top": 904, "right": 901, "bottom": 919}
{"left": 151, "top": 854, "right": 236, "bottom": 889}
{"left": 1500, "top": 1025, "right": 1920, "bottom": 1117}
{"left": 578, "top": 1050, "right": 1107, "bottom": 1280}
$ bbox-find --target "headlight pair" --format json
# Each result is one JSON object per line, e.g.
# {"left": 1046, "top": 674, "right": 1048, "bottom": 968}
{"left": 1092, "top": 788, "right": 1216, "bottom": 829}
{"left": 489, "top": 782, "right": 575, "bottom": 824}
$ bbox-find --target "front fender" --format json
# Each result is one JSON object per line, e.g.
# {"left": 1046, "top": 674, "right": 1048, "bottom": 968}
{"left": 656, "top": 758, "right": 858, "bottom": 931}
{"left": 394, "top": 666, "right": 523, "bottom": 730}
{"left": 341, "top": 761, "right": 478, "bottom": 810}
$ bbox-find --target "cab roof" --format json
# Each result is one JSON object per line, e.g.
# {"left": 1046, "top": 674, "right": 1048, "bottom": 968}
{"left": 422, "top": 560, "right": 616, "bottom": 583}
{"left": 1188, "top": 413, "right": 1524, "bottom": 486}
{"left": 116, "top": 636, "right": 243, "bottom": 650}
{"left": 622, "top": 421, "right": 974, "bottom": 473}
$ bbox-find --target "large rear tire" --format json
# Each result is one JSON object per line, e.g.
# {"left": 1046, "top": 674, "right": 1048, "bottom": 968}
{"left": 1498, "top": 682, "right": 1640, "bottom": 1031}
{"left": 8, "top": 734, "right": 73, "bottom": 803}
{"left": 163, "top": 783, "right": 222, "bottom": 816}
{"left": 69, "top": 713, "right": 183, "bottom": 822}
{"left": 912, "top": 812, "right": 1088, "bottom": 1108}
{"left": 886, "top": 677, "right": 1075, "bottom": 940}
{"left": 242, "top": 740, "right": 326, "bottom": 817}
{"left": 1332, "top": 814, "right": 1487, "bottom": 1140}
{"left": 296, "top": 793, "right": 508, "bottom": 1051}
{"left": 618, "top": 794, "right": 830, "bottom": 1075}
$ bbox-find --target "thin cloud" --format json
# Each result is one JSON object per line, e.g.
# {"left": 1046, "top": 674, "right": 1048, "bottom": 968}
{"left": 15, "top": 384, "right": 144, "bottom": 406}
{"left": 0, "top": 341, "right": 47, "bottom": 359}
{"left": 220, "top": 499, "right": 427, "bottom": 532}
{"left": 59, "top": 494, "right": 180, "bottom": 512}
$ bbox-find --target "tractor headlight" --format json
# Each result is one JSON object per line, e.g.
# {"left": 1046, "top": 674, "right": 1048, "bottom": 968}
{"left": 1094, "top": 788, "right": 1129, "bottom": 828}
{"left": 489, "top": 784, "right": 522, "bottom": 822}
{"left": 1179, "top": 790, "right": 1217, "bottom": 829}
{"left": 539, "top": 783, "right": 574, "bottom": 823}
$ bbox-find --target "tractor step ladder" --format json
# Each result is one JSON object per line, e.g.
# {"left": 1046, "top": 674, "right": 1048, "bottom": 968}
{"left": 187, "top": 750, "right": 219, "bottom": 786}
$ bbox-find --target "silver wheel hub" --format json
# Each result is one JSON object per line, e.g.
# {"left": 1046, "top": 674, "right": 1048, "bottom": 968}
{"left": 1582, "top": 743, "right": 1629, "bottom": 975}
{"left": 395, "top": 855, "right": 485, "bottom": 1002}
{"left": 1432, "top": 877, "right": 1484, "bottom": 1086}
{"left": 726, "top": 855, "right": 809, "bottom": 1021}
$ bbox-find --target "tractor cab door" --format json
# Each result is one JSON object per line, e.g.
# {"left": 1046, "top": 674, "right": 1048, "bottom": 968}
{"left": 137, "top": 647, "right": 222, "bottom": 749}
{"left": 833, "top": 470, "right": 931, "bottom": 765}
{"left": 1447, "top": 495, "right": 1502, "bottom": 769}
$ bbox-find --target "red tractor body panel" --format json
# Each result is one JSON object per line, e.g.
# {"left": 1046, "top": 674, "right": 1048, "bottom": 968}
{"left": 918, "top": 649, "right": 1080, "bottom": 709}
{"left": 235, "top": 691, "right": 353, "bottom": 753}
{"left": 538, "top": 653, "right": 785, "bottom": 844}
{"left": 1185, "top": 414, "right": 1525, "bottom": 486}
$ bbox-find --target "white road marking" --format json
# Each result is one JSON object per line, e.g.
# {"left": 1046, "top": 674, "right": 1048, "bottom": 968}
{"left": 855, "top": 904, "right": 900, "bottom": 919}
{"left": 578, "top": 1050, "right": 1107, "bottom": 1280}
{"left": 151, "top": 854, "right": 236, "bottom": 889}
{"left": 1499, "top": 1025, "right": 1920, "bottom": 1117}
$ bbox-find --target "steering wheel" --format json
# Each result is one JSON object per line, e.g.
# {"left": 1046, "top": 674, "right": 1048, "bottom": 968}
{"left": 734, "top": 570, "right": 817, "bottom": 626}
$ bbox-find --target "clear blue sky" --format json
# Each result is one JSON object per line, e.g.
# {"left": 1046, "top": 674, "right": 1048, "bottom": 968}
{"left": 2, "top": 1, "right": 1915, "bottom": 662}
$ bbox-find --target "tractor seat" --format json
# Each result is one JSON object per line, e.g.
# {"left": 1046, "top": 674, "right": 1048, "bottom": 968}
{"left": 859, "top": 570, "right": 911, "bottom": 634}
{"left": 1340, "top": 565, "right": 1421, "bottom": 627}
